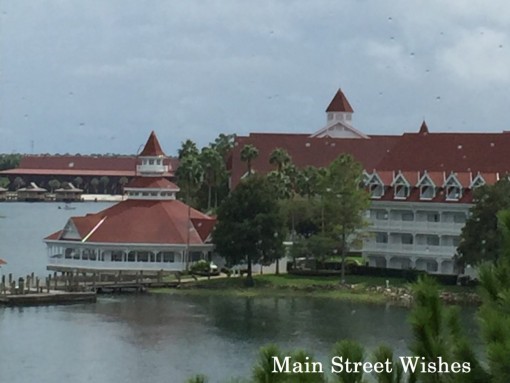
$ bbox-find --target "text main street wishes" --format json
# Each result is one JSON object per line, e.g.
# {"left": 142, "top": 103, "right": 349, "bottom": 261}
{"left": 272, "top": 356, "right": 471, "bottom": 375}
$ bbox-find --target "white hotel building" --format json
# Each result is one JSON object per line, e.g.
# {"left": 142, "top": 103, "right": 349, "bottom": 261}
{"left": 230, "top": 89, "right": 508, "bottom": 275}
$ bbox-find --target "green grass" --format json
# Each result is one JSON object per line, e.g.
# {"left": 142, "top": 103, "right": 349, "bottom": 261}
{"left": 150, "top": 273, "right": 478, "bottom": 306}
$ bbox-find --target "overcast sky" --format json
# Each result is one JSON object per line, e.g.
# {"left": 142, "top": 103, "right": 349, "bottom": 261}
{"left": 1, "top": 1, "right": 510, "bottom": 156}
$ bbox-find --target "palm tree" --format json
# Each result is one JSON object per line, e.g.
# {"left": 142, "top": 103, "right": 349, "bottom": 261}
{"left": 212, "top": 133, "right": 235, "bottom": 160}
{"left": 176, "top": 155, "right": 204, "bottom": 205}
{"left": 269, "top": 148, "right": 291, "bottom": 173}
{"left": 199, "top": 147, "right": 224, "bottom": 210}
{"left": 100, "top": 176, "right": 110, "bottom": 194}
{"left": 48, "top": 179, "right": 61, "bottom": 192}
{"left": 178, "top": 139, "right": 199, "bottom": 160}
{"left": 118, "top": 176, "right": 129, "bottom": 193}
{"left": 13, "top": 176, "right": 25, "bottom": 190}
{"left": 90, "top": 178, "right": 100, "bottom": 193}
{"left": 240, "top": 144, "right": 259, "bottom": 176}
{"left": 73, "top": 176, "right": 83, "bottom": 189}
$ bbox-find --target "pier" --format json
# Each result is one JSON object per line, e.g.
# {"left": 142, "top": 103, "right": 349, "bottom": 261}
{"left": 0, "top": 273, "right": 96, "bottom": 306}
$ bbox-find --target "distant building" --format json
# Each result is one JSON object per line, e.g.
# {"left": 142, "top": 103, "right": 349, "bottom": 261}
{"left": 0, "top": 154, "right": 178, "bottom": 194}
{"left": 55, "top": 182, "right": 83, "bottom": 202}
{"left": 230, "top": 89, "right": 510, "bottom": 275}
{"left": 44, "top": 132, "right": 215, "bottom": 274}
{"left": 17, "top": 182, "right": 47, "bottom": 202}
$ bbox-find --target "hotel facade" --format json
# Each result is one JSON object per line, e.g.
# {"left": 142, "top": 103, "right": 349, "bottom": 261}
{"left": 230, "top": 90, "right": 508, "bottom": 275}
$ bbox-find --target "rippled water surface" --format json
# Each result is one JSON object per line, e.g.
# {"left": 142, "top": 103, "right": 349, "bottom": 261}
{"left": 0, "top": 203, "right": 479, "bottom": 383}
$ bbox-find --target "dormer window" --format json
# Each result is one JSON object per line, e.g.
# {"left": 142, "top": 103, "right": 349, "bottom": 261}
{"left": 394, "top": 184, "right": 409, "bottom": 199}
{"left": 417, "top": 172, "right": 436, "bottom": 200}
{"left": 370, "top": 183, "right": 384, "bottom": 198}
{"left": 446, "top": 186, "right": 462, "bottom": 201}
{"left": 470, "top": 173, "right": 485, "bottom": 189}
{"left": 444, "top": 173, "right": 463, "bottom": 201}
{"left": 420, "top": 185, "right": 434, "bottom": 200}
{"left": 392, "top": 172, "right": 410, "bottom": 200}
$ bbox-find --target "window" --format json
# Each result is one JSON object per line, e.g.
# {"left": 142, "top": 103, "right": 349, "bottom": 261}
{"left": 111, "top": 251, "right": 123, "bottom": 262}
{"left": 426, "top": 236, "right": 439, "bottom": 246}
{"left": 375, "top": 210, "right": 388, "bottom": 220}
{"left": 420, "top": 185, "right": 434, "bottom": 200}
{"left": 375, "top": 232, "right": 388, "bottom": 243}
{"left": 402, "top": 211, "right": 414, "bottom": 221}
{"left": 157, "top": 159, "right": 162, "bottom": 165}
{"left": 394, "top": 184, "right": 409, "bottom": 199}
{"left": 370, "top": 183, "right": 383, "bottom": 198}
{"left": 128, "top": 251, "right": 136, "bottom": 262}
{"left": 137, "top": 251, "right": 149, "bottom": 262}
{"left": 427, "top": 213, "right": 440, "bottom": 222}
{"left": 149, "top": 159, "right": 154, "bottom": 165}
{"left": 446, "top": 186, "right": 461, "bottom": 200}
{"left": 453, "top": 213, "right": 466, "bottom": 224}
{"left": 401, "top": 234, "right": 413, "bottom": 245}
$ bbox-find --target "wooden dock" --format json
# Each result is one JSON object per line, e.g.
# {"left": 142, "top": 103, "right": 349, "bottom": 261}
{"left": 0, "top": 291, "right": 96, "bottom": 306}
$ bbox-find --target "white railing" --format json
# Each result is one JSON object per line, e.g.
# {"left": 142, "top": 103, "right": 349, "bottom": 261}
{"left": 362, "top": 243, "right": 457, "bottom": 257}
{"left": 47, "top": 257, "right": 187, "bottom": 271}
{"left": 368, "top": 219, "right": 465, "bottom": 233}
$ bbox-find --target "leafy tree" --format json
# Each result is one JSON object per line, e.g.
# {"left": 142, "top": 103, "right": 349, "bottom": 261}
{"left": 48, "top": 179, "right": 61, "bottom": 192}
{"left": 0, "top": 177, "right": 9, "bottom": 189}
{"left": 240, "top": 144, "right": 259, "bottom": 176}
{"left": 0, "top": 154, "right": 21, "bottom": 171}
{"left": 213, "top": 176, "right": 285, "bottom": 286}
{"left": 320, "top": 154, "right": 370, "bottom": 283}
{"left": 457, "top": 179, "right": 510, "bottom": 266}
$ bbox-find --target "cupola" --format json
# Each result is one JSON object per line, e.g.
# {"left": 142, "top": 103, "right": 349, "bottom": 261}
{"left": 136, "top": 131, "right": 170, "bottom": 176}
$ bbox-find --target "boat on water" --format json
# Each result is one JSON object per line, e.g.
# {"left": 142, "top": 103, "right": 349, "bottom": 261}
{"left": 58, "top": 204, "right": 76, "bottom": 210}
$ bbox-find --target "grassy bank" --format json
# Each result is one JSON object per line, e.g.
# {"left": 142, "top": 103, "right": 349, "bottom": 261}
{"left": 150, "top": 273, "right": 479, "bottom": 305}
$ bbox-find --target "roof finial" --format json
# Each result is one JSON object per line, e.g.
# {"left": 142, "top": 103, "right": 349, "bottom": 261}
{"left": 419, "top": 120, "right": 429, "bottom": 135}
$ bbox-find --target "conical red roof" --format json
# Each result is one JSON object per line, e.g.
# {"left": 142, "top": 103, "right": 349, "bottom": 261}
{"left": 326, "top": 89, "right": 354, "bottom": 113}
{"left": 139, "top": 131, "right": 166, "bottom": 156}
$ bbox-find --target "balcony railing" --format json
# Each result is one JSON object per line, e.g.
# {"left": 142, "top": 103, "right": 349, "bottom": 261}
{"left": 47, "top": 257, "right": 187, "bottom": 271}
{"left": 362, "top": 242, "right": 457, "bottom": 257}
{"left": 368, "top": 219, "right": 465, "bottom": 233}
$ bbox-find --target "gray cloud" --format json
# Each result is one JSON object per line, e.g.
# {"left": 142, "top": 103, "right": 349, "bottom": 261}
{"left": 2, "top": 0, "right": 510, "bottom": 155}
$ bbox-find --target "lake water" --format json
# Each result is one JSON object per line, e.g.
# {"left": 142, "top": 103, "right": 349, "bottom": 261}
{"left": 0, "top": 203, "right": 480, "bottom": 383}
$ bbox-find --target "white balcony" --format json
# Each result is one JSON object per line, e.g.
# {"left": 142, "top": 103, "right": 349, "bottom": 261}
{"left": 368, "top": 219, "right": 465, "bottom": 234}
{"left": 47, "top": 257, "right": 187, "bottom": 272}
{"left": 362, "top": 242, "right": 457, "bottom": 258}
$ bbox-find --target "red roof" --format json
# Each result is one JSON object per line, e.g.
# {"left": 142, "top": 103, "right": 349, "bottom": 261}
{"left": 326, "top": 89, "right": 354, "bottom": 113}
{"left": 126, "top": 177, "right": 179, "bottom": 190}
{"left": 376, "top": 132, "right": 510, "bottom": 173}
{"left": 45, "top": 199, "right": 215, "bottom": 245}
{"left": 231, "top": 133, "right": 401, "bottom": 188}
{"left": 0, "top": 156, "right": 178, "bottom": 177}
{"left": 139, "top": 131, "right": 166, "bottom": 157}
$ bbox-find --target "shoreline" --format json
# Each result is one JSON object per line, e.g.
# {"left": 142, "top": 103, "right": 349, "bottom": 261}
{"left": 150, "top": 274, "right": 481, "bottom": 306}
